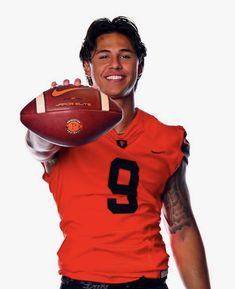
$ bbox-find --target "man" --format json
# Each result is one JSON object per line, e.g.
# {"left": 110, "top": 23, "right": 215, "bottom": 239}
{"left": 26, "top": 16, "right": 211, "bottom": 289}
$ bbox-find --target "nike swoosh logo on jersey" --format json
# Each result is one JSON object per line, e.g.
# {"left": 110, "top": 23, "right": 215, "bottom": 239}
{"left": 151, "top": 150, "right": 165, "bottom": 154}
{"left": 52, "top": 87, "right": 80, "bottom": 97}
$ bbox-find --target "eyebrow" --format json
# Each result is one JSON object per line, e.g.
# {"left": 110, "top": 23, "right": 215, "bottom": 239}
{"left": 94, "top": 48, "right": 135, "bottom": 54}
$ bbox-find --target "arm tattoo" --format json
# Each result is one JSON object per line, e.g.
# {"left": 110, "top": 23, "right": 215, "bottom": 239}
{"left": 162, "top": 162, "right": 194, "bottom": 234}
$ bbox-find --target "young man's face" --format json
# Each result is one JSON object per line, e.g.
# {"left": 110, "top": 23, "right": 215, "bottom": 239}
{"left": 84, "top": 32, "right": 142, "bottom": 99}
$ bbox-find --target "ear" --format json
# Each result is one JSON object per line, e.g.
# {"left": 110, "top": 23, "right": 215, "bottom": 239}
{"left": 137, "top": 63, "right": 143, "bottom": 79}
{"left": 83, "top": 61, "right": 91, "bottom": 77}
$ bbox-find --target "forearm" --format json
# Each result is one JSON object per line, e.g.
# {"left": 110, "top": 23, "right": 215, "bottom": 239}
{"left": 26, "top": 130, "right": 61, "bottom": 161}
{"left": 171, "top": 224, "right": 211, "bottom": 289}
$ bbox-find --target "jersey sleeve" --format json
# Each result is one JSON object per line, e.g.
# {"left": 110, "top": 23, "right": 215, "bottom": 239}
{"left": 156, "top": 124, "right": 190, "bottom": 178}
{"left": 181, "top": 130, "right": 190, "bottom": 164}
{"left": 169, "top": 126, "right": 190, "bottom": 176}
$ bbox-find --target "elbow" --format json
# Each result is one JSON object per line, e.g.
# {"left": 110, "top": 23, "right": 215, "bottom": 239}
{"left": 25, "top": 130, "right": 61, "bottom": 161}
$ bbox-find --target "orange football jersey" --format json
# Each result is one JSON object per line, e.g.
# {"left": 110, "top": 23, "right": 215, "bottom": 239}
{"left": 43, "top": 108, "right": 187, "bottom": 283}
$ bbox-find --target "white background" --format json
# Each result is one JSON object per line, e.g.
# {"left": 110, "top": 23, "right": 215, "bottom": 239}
{"left": 1, "top": 0, "right": 234, "bottom": 288}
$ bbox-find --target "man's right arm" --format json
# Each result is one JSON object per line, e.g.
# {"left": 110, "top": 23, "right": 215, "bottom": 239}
{"left": 25, "top": 78, "right": 81, "bottom": 173}
{"left": 26, "top": 130, "right": 61, "bottom": 174}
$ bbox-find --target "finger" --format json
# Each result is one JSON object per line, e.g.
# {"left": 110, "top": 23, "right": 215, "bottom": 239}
{"left": 74, "top": 78, "right": 81, "bottom": 86}
{"left": 63, "top": 79, "right": 70, "bottom": 86}
{"left": 51, "top": 81, "right": 57, "bottom": 88}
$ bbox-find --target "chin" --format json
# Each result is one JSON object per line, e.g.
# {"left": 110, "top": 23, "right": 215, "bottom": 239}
{"left": 102, "top": 88, "right": 134, "bottom": 99}
{"left": 107, "top": 94, "right": 128, "bottom": 101}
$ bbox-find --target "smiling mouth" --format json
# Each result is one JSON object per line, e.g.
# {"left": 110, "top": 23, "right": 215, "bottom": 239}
{"left": 105, "top": 75, "right": 124, "bottom": 80}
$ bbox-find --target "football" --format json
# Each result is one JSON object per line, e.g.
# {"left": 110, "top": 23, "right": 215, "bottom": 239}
{"left": 20, "top": 85, "right": 123, "bottom": 146}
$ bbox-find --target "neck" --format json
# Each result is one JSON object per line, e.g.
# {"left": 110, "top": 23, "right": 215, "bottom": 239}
{"left": 112, "top": 95, "right": 136, "bottom": 134}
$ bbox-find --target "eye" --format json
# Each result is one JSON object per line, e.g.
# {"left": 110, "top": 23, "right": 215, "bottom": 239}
{"left": 120, "top": 54, "right": 131, "bottom": 59}
{"left": 98, "top": 54, "right": 110, "bottom": 60}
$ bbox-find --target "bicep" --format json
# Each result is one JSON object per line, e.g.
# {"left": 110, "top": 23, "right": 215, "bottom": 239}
{"left": 162, "top": 159, "right": 195, "bottom": 234}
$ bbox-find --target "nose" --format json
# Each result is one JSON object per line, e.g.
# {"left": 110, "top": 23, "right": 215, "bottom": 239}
{"left": 110, "top": 55, "right": 122, "bottom": 69}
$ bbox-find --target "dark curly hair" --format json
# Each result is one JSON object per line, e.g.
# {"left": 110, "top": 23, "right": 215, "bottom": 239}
{"left": 79, "top": 16, "right": 147, "bottom": 86}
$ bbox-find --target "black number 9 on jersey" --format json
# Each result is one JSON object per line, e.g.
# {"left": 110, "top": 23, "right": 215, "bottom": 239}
{"left": 108, "top": 158, "right": 139, "bottom": 214}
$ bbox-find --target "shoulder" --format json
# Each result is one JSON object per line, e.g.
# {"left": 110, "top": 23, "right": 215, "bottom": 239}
{"left": 138, "top": 108, "right": 190, "bottom": 170}
{"left": 138, "top": 108, "right": 187, "bottom": 146}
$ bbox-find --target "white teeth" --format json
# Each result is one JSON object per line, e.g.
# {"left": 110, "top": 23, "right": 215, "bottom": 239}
{"left": 106, "top": 75, "right": 123, "bottom": 80}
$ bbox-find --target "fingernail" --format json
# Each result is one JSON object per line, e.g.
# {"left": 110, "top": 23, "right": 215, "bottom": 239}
{"left": 74, "top": 78, "right": 81, "bottom": 86}
{"left": 63, "top": 79, "right": 70, "bottom": 85}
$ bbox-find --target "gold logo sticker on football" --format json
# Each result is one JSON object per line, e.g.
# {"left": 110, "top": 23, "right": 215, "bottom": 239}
{"left": 66, "top": 119, "right": 83, "bottom": 134}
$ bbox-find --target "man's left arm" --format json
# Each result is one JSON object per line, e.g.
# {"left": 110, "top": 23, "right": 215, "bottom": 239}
{"left": 162, "top": 158, "right": 211, "bottom": 289}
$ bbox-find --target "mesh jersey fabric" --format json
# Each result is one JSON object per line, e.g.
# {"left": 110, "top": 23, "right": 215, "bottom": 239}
{"left": 43, "top": 108, "right": 187, "bottom": 283}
